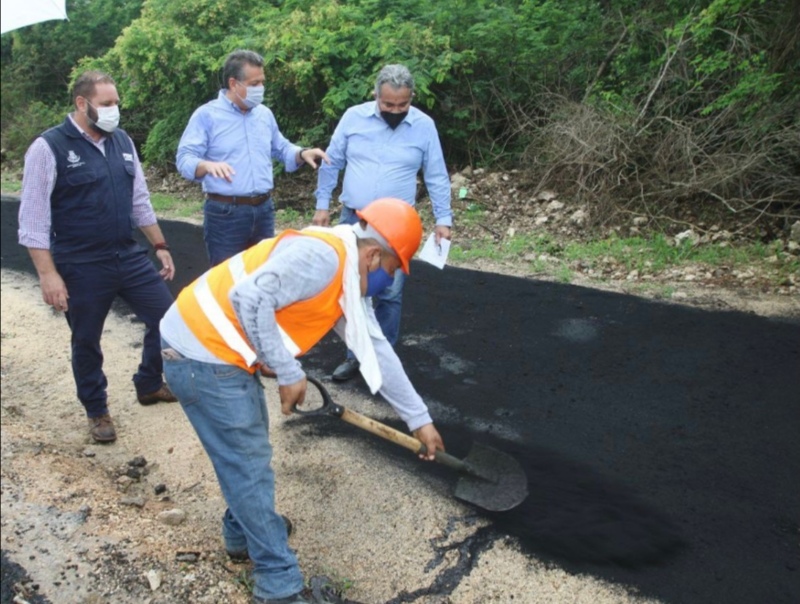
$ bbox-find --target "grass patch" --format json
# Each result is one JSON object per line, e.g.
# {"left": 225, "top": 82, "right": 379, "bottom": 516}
{"left": 450, "top": 236, "right": 504, "bottom": 261}
{"left": 1, "top": 176, "right": 21, "bottom": 193}
{"left": 555, "top": 263, "right": 574, "bottom": 283}
{"left": 450, "top": 232, "right": 561, "bottom": 263}
{"left": 149, "top": 193, "right": 203, "bottom": 219}
{"left": 275, "top": 206, "right": 316, "bottom": 230}
{"left": 458, "top": 202, "right": 489, "bottom": 226}
{"left": 451, "top": 231, "right": 795, "bottom": 286}
{"left": 625, "top": 282, "right": 678, "bottom": 299}
{"left": 559, "top": 234, "right": 787, "bottom": 272}
{"left": 233, "top": 568, "right": 254, "bottom": 593}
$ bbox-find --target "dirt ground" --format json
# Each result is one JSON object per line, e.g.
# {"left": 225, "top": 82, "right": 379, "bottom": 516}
{"left": 1, "top": 181, "right": 798, "bottom": 604}
{"left": 2, "top": 268, "right": 677, "bottom": 604}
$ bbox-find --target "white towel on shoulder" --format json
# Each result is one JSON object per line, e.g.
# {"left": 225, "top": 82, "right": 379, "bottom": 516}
{"left": 304, "top": 225, "right": 385, "bottom": 392}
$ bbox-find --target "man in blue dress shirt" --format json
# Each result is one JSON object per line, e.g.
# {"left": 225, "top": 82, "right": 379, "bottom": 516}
{"left": 312, "top": 64, "right": 453, "bottom": 382}
{"left": 177, "top": 49, "right": 328, "bottom": 266}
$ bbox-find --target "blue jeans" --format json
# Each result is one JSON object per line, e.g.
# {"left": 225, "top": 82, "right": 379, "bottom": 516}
{"left": 58, "top": 252, "right": 173, "bottom": 417}
{"left": 204, "top": 197, "right": 275, "bottom": 266}
{"left": 339, "top": 206, "right": 405, "bottom": 356}
{"left": 161, "top": 345, "right": 303, "bottom": 601}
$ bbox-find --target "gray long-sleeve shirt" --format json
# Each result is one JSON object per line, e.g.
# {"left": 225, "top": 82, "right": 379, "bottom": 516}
{"left": 160, "top": 234, "right": 433, "bottom": 431}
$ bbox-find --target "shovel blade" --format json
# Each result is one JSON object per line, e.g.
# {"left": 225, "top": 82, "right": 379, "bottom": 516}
{"left": 454, "top": 443, "right": 528, "bottom": 512}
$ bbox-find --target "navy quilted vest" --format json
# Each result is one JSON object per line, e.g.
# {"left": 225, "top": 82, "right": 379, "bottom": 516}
{"left": 41, "top": 117, "right": 144, "bottom": 263}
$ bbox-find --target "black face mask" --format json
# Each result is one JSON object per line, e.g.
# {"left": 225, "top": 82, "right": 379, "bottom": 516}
{"left": 381, "top": 111, "right": 408, "bottom": 130}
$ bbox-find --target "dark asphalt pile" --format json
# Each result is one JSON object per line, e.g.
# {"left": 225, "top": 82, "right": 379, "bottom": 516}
{"left": 2, "top": 199, "right": 798, "bottom": 604}
{"left": 0, "top": 551, "right": 50, "bottom": 604}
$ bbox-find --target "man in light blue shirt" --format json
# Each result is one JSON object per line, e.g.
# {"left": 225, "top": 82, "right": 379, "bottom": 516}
{"left": 313, "top": 64, "right": 453, "bottom": 381}
{"left": 177, "top": 49, "right": 328, "bottom": 266}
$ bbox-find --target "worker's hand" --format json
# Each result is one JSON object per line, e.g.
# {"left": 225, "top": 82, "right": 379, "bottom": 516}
{"left": 434, "top": 225, "right": 452, "bottom": 245}
{"left": 311, "top": 209, "right": 331, "bottom": 226}
{"left": 155, "top": 249, "right": 175, "bottom": 281}
{"left": 279, "top": 377, "right": 307, "bottom": 416}
{"left": 298, "top": 148, "right": 330, "bottom": 169}
{"left": 39, "top": 270, "right": 69, "bottom": 313}
{"left": 413, "top": 423, "right": 445, "bottom": 461}
{"left": 198, "top": 160, "right": 236, "bottom": 182}
{"left": 259, "top": 365, "right": 277, "bottom": 379}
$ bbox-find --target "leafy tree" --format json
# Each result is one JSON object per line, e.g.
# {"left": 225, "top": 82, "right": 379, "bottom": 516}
{"left": 78, "top": 0, "right": 251, "bottom": 165}
{"left": 252, "top": 0, "right": 455, "bottom": 145}
{"left": 1, "top": 0, "right": 144, "bottom": 158}
{"left": 2, "top": 0, "right": 796, "bottom": 223}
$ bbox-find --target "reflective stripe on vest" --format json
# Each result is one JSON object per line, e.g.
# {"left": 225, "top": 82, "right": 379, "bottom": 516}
{"left": 194, "top": 273, "right": 259, "bottom": 366}
{"left": 176, "top": 230, "right": 346, "bottom": 371}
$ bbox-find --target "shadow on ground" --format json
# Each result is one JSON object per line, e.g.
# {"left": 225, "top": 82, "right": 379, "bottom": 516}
{"left": 3, "top": 199, "right": 799, "bottom": 604}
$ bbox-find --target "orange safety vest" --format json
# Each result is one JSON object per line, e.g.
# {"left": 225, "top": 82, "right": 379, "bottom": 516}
{"left": 176, "top": 229, "right": 347, "bottom": 372}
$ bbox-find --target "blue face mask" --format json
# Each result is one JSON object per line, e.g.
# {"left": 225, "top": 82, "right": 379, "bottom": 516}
{"left": 237, "top": 83, "right": 264, "bottom": 108}
{"left": 365, "top": 266, "right": 395, "bottom": 297}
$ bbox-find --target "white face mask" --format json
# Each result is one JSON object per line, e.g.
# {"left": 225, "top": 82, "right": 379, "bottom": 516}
{"left": 87, "top": 102, "right": 120, "bottom": 133}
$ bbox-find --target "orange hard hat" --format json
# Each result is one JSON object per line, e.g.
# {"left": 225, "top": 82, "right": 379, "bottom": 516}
{"left": 356, "top": 198, "right": 423, "bottom": 274}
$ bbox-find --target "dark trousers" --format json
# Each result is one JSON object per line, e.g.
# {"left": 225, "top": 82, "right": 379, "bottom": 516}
{"left": 58, "top": 252, "right": 174, "bottom": 418}
{"left": 203, "top": 198, "right": 275, "bottom": 266}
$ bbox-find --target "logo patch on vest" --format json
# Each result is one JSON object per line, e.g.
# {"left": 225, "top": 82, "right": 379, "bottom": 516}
{"left": 66, "top": 150, "right": 84, "bottom": 168}
{"left": 122, "top": 153, "right": 133, "bottom": 162}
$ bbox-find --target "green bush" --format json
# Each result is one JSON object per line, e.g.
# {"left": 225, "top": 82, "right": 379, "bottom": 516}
{"left": 141, "top": 109, "right": 196, "bottom": 169}
{"left": 1, "top": 0, "right": 144, "bottom": 158}
{"left": 1, "top": 0, "right": 796, "bottom": 226}
{"left": 0, "top": 101, "right": 69, "bottom": 162}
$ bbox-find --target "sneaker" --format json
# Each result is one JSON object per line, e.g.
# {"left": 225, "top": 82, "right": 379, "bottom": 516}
{"left": 227, "top": 514, "right": 294, "bottom": 562}
{"left": 137, "top": 384, "right": 178, "bottom": 406}
{"left": 88, "top": 414, "right": 116, "bottom": 443}
{"left": 332, "top": 358, "right": 360, "bottom": 382}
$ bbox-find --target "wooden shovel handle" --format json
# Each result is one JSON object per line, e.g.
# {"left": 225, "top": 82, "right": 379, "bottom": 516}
{"left": 340, "top": 407, "right": 423, "bottom": 454}
{"left": 303, "top": 377, "right": 471, "bottom": 473}
{"left": 339, "top": 407, "right": 469, "bottom": 472}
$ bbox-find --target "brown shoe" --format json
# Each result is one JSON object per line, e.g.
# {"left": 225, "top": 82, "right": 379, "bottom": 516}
{"left": 88, "top": 414, "right": 117, "bottom": 443}
{"left": 137, "top": 384, "right": 178, "bottom": 406}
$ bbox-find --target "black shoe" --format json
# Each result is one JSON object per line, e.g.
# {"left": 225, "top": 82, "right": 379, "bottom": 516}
{"left": 281, "top": 514, "right": 293, "bottom": 537}
{"left": 226, "top": 548, "right": 249, "bottom": 563}
{"left": 309, "top": 575, "right": 346, "bottom": 603}
{"left": 227, "top": 514, "right": 293, "bottom": 562}
{"left": 332, "top": 358, "right": 360, "bottom": 382}
{"left": 252, "top": 576, "right": 345, "bottom": 603}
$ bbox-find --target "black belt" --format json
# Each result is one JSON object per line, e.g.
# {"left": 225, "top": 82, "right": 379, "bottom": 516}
{"left": 207, "top": 192, "right": 271, "bottom": 206}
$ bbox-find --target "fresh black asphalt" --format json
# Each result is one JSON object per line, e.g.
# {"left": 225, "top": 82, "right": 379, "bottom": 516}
{"left": 2, "top": 197, "right": 798, "bottom": 604}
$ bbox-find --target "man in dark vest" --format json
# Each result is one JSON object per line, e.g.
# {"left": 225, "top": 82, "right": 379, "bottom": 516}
{"left": 18, "top": 70, "right": 178, "bottom": 443}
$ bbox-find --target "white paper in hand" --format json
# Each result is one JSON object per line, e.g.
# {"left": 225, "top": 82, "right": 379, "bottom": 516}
{"left": 418, "top": 233, "right": 450, "bottom": 269}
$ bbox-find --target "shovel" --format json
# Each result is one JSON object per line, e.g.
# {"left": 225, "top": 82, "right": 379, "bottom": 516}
{"left": 295, "top": 376, "right": 528, "bottom": 512}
